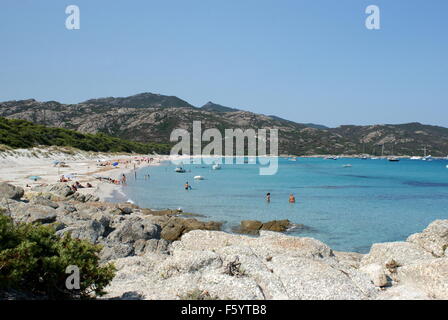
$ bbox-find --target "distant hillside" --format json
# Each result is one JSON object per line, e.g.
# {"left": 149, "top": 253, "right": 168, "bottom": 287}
{"left": 1, "top": 93, "right": 447, "bottom": 156}
{"left": 83, "top": 92, "right": 194, "bottom": 109}
{"left": 0, "top": 117, "right": 170, "bottom": 154}
{"left": 201, "top": 102, "right": 240, "bottom": 113}
{"left": 302, "top": 123, "right": 329, "bottom": 130}
{"left": 332, "top": 123, "right": 448, "bottom": 156}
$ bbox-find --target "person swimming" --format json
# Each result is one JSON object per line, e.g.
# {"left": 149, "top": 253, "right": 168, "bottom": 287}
{"left": 184, "top": 182, "right": 192, "bottom": 190}
{"left": 289, "top": 194, "right": 296, "bottom": 203}
{"left": 266, "top": 192, "right": 271, "bottom": 202}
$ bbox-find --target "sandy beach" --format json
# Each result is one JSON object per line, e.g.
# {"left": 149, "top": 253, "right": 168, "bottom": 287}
{"left": 0, "top": 147, "right": 176, "bottom": 202}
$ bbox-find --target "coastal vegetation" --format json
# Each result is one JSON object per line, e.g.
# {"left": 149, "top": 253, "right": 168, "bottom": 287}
{"left": 0, "top": 117, "right": 171, "bottom": 154}
{"left": 0, "top": 211, "right": 116, "bottom": 299}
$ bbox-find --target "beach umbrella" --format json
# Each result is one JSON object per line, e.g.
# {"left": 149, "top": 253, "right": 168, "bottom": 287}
{"left": 112, "top": 162, "right": 119, "bottom": 166}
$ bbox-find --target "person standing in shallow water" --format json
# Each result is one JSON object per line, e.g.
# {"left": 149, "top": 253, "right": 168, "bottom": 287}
{"left": 289, "top": 194, "right": 296, "bottom": 203}
{"left": 184, "top": 182, "right": 192, "bottom": 190}
{"left": 121, "top": 174, "right": 127, "bottom": 185}
{"left": 266, "top": 193, "right": 271, "bottom": 202}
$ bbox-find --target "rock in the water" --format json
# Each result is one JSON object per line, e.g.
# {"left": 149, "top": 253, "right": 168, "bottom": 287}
{"left": 0, "top": 183, "right": 24, "bottom": 200}
{"left": 237, "top": 220, "right": 292, "bottom": 235}
{"left": 240, "top": 220, "right": 263, "bottom": 234}
{"left": 159, "top": 217, "right": 222, "bottom": 241}
{"left": 407, "top": 220, "right": 448, "bottom": 257}
{"left": 261, "top": 220, "right": 291, "bottom": 232}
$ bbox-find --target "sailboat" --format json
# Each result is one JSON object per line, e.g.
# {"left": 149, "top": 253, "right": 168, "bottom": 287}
{"left": 421, "top": 146, "right": 432, "bottom": 161}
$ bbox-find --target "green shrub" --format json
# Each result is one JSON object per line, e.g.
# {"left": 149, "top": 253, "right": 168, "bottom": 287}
{"left": 0, "top": 117, "right": 171, "bottom": 154}
{"left": 0, "top": 214, "right": 116, "bottom": 299}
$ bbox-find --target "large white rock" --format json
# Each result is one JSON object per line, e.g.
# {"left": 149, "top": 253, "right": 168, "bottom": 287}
{"left": 359, "top": 263, "right": 388, "bottom": 287}
{"left": 407, "top": 220, "right": 448, "bottom": 257}
{"left": 104, "top": 230, "right": 378, "bottom": 300}
{"left": 361, "top": 241, "right": 434, "bottom": 268}
{"left": 396, "top": 258, "right": 448, "bottom": 299}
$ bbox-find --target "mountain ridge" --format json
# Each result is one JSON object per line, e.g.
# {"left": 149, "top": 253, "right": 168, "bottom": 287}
{"left": 1, "top": 92, "right": 447, "bottom": 156}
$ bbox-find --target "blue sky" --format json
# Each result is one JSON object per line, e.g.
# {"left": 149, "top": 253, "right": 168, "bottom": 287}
{"left": 0, "top": 0, "right": 447, "bottom": 127}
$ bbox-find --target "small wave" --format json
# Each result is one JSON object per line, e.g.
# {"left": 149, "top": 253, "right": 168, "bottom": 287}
{"left": 286, "top": 223, "right": 317, "bottom": 233}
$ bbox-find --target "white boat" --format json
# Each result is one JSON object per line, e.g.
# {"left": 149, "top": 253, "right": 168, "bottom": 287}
{"left": 212, "top": 164, "right": 221, "bottom": 170}
{"left": 194, "top": 175, "right": 204, "bottom": 180}
{"left": 410, "top": 156, "right": 422, "bottom": 160}
{"left": 343, "top": 164, "right": 352, "bottom": 168}
{"left": 289, "top": 157, "right": 297, "bottom": 161}
{"left": 388, "top": 157, "right": 400, "bottom": 162}
{"left": 175, "top": 167, "right": 186, "bottom": 173}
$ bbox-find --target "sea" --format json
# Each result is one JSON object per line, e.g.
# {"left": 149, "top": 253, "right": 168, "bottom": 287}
{"left": 121, "top": 157, "right": 448, "bottom": 253}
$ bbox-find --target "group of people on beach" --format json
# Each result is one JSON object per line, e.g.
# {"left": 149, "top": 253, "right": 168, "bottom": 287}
{"left": 70, "top": 181, "right": 92, "bottom": 192}
{"left": 265, "top": 192, "right": 296, "bottom": 203}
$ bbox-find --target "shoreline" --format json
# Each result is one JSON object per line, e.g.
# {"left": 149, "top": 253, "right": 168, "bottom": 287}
{"left": 1, "top": 148, "right": 448, "bottom": 299}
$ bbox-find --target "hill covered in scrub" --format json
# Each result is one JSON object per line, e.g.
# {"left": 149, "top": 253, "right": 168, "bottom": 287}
{"left": 0, "top": 117, "right": 170, "bottom": 154}
{"left": 1, "top": 93, "right": 448, "bottom": 156}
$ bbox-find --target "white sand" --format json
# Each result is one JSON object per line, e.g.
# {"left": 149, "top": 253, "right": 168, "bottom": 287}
{"left": 0, "top": 147, "right": 186, "bottom": 201}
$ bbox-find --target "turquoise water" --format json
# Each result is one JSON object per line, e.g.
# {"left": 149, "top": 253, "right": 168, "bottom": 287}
{"left": 122, "top": 158, "right": 448, "bottom": 253}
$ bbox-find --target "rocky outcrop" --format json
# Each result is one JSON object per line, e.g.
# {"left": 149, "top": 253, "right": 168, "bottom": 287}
{"left": 104, "top": 230, "right": 377, "bottom": 300}
{"left": 407, "top": 220, "right": 448, "bottom": 257}
{"left": 360, "top": 242, "right": 434, "bottom": 267}
{"left": 107, "top": 217, "right": 161, "bottom": 244}
{"left": 236, "top": 219, "right": 293, "bottom": 235}
{"left": 29, "top": 196, "right": 59, "bottom": 209}
{"left": 358, "top": 219, "right": 448, "bottom": 299}
{"left": 396, "top": 258, "right": 448, "bottom": 299}
{"left": 2, "top": 182, "right": 448, "bottom": 300}
{"left": 0, "top": 182, "right": 24, "bottom": 200}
